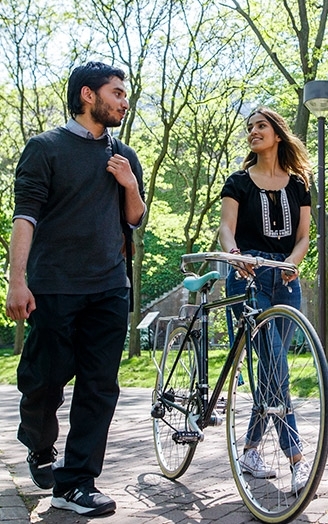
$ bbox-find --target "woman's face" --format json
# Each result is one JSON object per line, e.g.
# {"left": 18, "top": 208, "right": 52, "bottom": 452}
{"left": 246, "top": 112, "right": 281, "bottom": 153}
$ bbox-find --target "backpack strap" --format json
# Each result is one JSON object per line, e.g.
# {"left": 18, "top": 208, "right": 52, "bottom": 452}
{"left": 112, "top": 137, "right": 134, "bottom": 312}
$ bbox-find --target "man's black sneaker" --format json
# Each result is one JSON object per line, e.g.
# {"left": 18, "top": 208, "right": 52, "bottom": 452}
{"left": 51, "top": 486, "right": 116, "bottom": 516}
{"left": 27, "top": 447, "right": 58, "bottom": 489}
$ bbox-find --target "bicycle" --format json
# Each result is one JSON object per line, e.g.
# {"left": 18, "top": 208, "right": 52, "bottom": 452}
{"left": 151, "top": 251, "right": 328, "bottom": 524}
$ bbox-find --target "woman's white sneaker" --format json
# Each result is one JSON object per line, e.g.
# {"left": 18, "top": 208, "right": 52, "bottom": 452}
{"left": 239, "top": 448, "right": 276, "bottom": 479}
{"left": 291, "top": 461, "right": 310, "bottom": 494}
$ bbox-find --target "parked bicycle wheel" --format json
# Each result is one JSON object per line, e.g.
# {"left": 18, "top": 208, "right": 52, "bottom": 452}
{"left": 227, "top": 305, "right": 328, "bottom": 523}
{"left": 152, "top": 326, "right": 200, "bottom": 479}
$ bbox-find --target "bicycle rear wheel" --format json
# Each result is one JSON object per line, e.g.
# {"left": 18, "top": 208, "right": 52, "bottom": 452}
{"left": 227, "top": 305, "right": 328, "bottom": 523}
{"left": 152, "top": 326, "right": 200, "bottom": 479}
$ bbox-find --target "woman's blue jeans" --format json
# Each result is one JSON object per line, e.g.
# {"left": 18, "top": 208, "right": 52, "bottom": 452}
{"left": 226, "top": 250, "right": 302, "bottom": 458}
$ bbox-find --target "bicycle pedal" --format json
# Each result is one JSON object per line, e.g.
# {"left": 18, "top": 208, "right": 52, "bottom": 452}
{"left": 172, "top": 430, "right": 201, "bottom": 444}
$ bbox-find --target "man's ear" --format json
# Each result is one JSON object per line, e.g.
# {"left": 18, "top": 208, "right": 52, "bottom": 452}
{"left": 80, "top": 86, "right": 95, "bottom": 106}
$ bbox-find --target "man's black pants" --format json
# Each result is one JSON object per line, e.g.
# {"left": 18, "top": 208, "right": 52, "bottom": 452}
{"left": 17, "top": 288, "right": 129, "bottom": 496}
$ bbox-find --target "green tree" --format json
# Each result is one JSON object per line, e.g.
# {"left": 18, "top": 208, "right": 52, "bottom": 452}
{"left": 222, "top": 0, "right": 328, "bottom": 347}
{"left": 0, "top": 0, "right": 326, "bottom": 356}
{"left": 130, "top": 1, "right": 254, "bottom": 355}
{"left": 0, "top": 0, "right": 78, "bottom": 352}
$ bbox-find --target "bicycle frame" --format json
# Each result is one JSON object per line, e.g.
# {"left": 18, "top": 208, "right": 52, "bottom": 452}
{"left": 153, "top": 251, "right": 299, "bottom": 430}
{"left": 156, "top": 279, "right": 262, "bottom": 430}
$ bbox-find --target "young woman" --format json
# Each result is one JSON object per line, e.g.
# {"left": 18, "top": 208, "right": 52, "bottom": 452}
{"left": 219, "top": 107, "right": 312, "bottom": 494}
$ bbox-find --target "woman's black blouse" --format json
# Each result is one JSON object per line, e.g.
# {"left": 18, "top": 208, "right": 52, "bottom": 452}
{"left": 220, "top": 170, "right": 311, "bottom": 254}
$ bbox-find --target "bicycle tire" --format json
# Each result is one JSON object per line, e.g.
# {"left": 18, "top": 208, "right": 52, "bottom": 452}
{"left": 153, "top": 325, "right": 200, "bottom": 479}
{"left": 227, "top": 305, "right": 328, "bottom": 523}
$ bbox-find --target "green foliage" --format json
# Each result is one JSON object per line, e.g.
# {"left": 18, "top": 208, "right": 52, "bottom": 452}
{"left": 0, "top": 323, "right": 15, "bottom": 347}
{"left": 142, "top": 213, "right": 185, "bottom": 304}
{"left": 141, "top": 225, "right": 186, "bottom": 304}
{"left": 208, "top": 306, "right": 231, "bottom": 348}
{"left": 0, "top": 0, "right": 326, "bottom": 341}
{"left": 299, "top": 221, "right": 318, "bottom": 281}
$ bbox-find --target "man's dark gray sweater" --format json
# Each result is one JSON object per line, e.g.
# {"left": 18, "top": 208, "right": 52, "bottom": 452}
{"left": 14, "top": 127, "right": 143, "bottom": 294}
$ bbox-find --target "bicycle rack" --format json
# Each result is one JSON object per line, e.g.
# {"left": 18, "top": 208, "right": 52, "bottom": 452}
{"left": 152, "top": 316, "right": 179, "bottom": 375}
{"left": 152, "top": 305, "right": 201, "bottom": 375}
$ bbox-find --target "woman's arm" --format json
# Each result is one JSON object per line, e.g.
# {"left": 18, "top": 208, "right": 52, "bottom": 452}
{"left": 283, "top": 205, "right": 311, "bottom": 282}
{"left": 218, "top": 197, "right": 239, "bottom": 253}
{"left": 219, "top": 196, "right": 255, "bottom": 277}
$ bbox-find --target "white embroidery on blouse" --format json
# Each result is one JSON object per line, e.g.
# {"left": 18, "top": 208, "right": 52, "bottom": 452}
{"left": 260, "top": 188, "right": 292, "bottom": 239}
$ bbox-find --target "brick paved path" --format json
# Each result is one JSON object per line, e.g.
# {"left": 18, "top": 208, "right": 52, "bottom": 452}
{"left": 0, "top": 385, "right": 327, "bottom": 523}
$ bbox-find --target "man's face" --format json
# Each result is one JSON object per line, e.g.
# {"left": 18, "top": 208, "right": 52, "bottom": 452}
{"left": 90, "top": 76, "right": 129, "bottom": 128}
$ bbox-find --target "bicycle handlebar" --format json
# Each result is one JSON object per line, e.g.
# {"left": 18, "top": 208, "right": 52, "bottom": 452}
{"left": 180, "top": 251, "right": 297, "bottom": 275}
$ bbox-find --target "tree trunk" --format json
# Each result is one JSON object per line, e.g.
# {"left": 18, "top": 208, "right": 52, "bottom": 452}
{"left": 13, "top": 319, "right": 24, "bottom": 355}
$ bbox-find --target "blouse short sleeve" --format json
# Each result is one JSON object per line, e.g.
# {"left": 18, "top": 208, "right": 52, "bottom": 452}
{"left": 220, "top": 170, "right": 246, "bottom": 202}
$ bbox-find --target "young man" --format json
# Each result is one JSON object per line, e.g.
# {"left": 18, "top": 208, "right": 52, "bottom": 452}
{"left": 6, "top": 61, "right": 146, "bottom": 517}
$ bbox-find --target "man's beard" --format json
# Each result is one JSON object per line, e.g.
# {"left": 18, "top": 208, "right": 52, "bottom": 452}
{"left": 91, "top": 95, "right": 122, "bottom": 128}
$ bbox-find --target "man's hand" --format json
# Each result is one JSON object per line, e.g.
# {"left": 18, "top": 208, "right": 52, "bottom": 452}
{"left": 106, "top": 154, "right": 137, "bottom": 190}
{"left": 106, "top": 154, "right": 145, "bottom": 226}
{"left": 6, "top": 283, "right": 36, "bottom": 321}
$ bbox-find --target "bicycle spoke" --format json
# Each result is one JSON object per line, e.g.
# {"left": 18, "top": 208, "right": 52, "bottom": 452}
{"left": 227, "top": 306, "right": 328, "bottom": 523}
{"left": 152, "top": 326, "right": 200, "bottom": 479}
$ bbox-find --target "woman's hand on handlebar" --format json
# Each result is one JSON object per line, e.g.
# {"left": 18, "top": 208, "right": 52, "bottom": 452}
{"left": 232, "top": 255, "right": 255, "bottom": 279}
{"left": 281, "top": 267, "right": 299, "bottom": 284}
{"left": 281, "top": 255, "right": 299, "bottom": 283}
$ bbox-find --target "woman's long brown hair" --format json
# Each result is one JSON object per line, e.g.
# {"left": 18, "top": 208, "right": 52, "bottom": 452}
{"left": 243, "top": 107, "right": 312, "bottom": 190}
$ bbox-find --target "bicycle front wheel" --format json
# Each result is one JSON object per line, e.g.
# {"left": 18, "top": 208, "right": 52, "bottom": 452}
{"left": 153, "top": 325, "right": 200, "bottom": 479}
{"left": 227, "top": 305, "right": 328, "bottom": 524}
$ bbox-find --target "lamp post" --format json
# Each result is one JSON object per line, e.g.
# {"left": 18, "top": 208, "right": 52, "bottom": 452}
{"left": 303, "top": 80, "right": 328, "bottom": 353}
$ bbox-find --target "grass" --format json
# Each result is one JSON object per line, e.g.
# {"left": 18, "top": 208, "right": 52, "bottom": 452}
{"left": 0, "top": 347, "right": 159, "bottom": 387}
{"left": 0, "top": 347, "right": 228, "bottom": 388}
{"left": 0, "top": 347, "right": 318, "bottom": 396}
{"left": 0, "top": 349, "right": 20, "bottom": 385}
